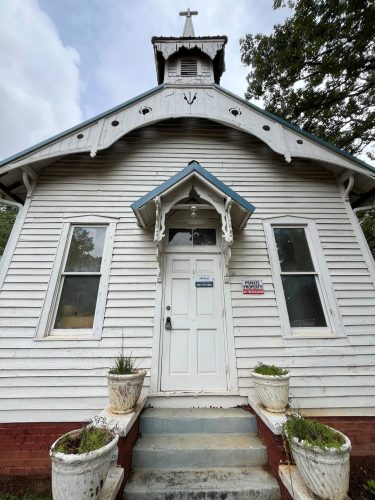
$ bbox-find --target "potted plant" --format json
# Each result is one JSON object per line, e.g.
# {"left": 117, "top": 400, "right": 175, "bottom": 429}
{"left": 283, "top": 412, "right": 351, "bottom": 500}
{"left": 250, "top": 362, "right": 290, "bottom": 413}
{"left": 50, "top": 423, "right": 118, "bottom": 500}
{"left": 107, "top": 353, "right": 146, "bottom": 414}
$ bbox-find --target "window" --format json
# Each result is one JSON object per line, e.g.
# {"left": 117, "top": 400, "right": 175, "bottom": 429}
{"left": 264, "top": 217, "right": 343, "bottom": 337}
{"left": 36, "top": 217, "right": 117, "bottom": 339}
{"left": 168, "top": 228, "right": 216, "bottom": 246}
{"left": 53, "top": 226, "right": 106, "bottom": 331}
{"left": 274, "top": 227, "right": 327, "bottom": 328}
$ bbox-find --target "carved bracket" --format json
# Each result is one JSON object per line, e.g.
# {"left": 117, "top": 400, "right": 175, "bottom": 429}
{"left": 222, "top": 198, "right": 233, "bottom": 281}
{"left": 338, "top": 171, "right": 355, "bottom": 201}
{"left": 21, "top": 166, "right": 38, "bottom": 197}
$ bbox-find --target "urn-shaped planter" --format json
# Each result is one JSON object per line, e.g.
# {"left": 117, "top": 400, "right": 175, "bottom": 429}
{"left": 50, "top": 428, "right": 118, "bottom": 500}
{"left": 289, "top": 429, "right": 351, "bottom": 500}
{"left": 251, "top": 370, "right": 290, "bottom": 413}
{"left": 107, "top": 369, "right": 146, "bottom": 414}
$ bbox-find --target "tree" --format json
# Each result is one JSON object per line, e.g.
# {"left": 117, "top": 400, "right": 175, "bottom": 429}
{"left": 0, "top": 203, "right": 18, "bottom": 257}
{"left": 240, "top": 0, "right": 375, "bottom": 160}
{"left": 357, "top": 208, "right": 375, "bottom": 259}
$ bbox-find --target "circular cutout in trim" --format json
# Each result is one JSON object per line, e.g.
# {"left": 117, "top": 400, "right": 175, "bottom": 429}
{"left": 139, "top": 106, "right": 152, "bottom": 115}
{"left": 296, "top": 139, "right": 303, "bottom": 144}
{"left": 111, "top": 120, "right": 119, "bottom": 127}
{"left": 77, "top": 133, "right": 84, "bottom": 139}
{"left": 229, "top": 108, "right": 241, "bottom": 117}
{"left": 262, "top": 125, "right": 270, "bottom": 131}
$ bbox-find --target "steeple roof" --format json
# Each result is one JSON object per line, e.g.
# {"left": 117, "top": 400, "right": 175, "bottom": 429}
{"left": 152, "top": 8, "right": 227, "bottom": 85}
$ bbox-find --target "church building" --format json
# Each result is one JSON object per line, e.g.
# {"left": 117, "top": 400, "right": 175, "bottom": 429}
{"left": 0, "top": 9, "right": 374, "bottom": 487}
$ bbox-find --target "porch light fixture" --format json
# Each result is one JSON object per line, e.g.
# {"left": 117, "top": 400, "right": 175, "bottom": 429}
{"left": 190, "top": 205, "right": 197, "bottom": 218}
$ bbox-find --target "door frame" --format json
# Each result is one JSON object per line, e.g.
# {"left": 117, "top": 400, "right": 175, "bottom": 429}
{"left": 149, "top": 241, "right": 238, "bottom": 394}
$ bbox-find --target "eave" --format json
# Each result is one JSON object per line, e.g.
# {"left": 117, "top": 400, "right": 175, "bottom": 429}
{"left": 1, "top": 83, "right": 374, "bottom": 206}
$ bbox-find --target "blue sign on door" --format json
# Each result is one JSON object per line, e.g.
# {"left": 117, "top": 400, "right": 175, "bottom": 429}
{"left": 195, "top": 275, "right": 214, "bottom": 288}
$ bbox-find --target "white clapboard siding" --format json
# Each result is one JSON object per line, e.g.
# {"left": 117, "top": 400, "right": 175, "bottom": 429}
{"left": 0, "top": 118, "right": 375, "bottom": 422}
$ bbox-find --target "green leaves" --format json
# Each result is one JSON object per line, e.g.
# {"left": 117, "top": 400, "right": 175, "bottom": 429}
{"left": 357, "top": 208, "right": 375, "bottom": 259}
{"left": 0, "top": 203, "right": 18, "bottom": 256}
{"left": 240, "top": 0, "right": 375, "bottom": 159}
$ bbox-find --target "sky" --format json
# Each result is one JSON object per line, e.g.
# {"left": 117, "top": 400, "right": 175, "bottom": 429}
{"left": 0, "top": 0, "right": 291, "bottom": 161}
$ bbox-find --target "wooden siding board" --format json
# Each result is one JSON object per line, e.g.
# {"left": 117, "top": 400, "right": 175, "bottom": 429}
{"left": 0, "top": 118, "right": 374, "bottom": 421}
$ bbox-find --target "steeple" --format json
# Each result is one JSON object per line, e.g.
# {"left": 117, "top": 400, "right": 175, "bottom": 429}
{"left": 179, "top": 8, "right": 198, "bottom": 37}
{"left": 151, "top": 9, "right": 227, "bottom": 86}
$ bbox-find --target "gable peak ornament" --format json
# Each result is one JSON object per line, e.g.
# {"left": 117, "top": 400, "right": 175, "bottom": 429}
{"left": 179, "top": 8, "right": 198, "bottom": 37}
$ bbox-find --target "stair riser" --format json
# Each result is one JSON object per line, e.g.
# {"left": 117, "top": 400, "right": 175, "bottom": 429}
{"left": 125, "top": 489, "right": 280, "bottom": 499}
{"left": 140, "top": 416, "right": 258, "bottom": 435}
{"left": 132, "top": 448, "right": 268, "bottom": 469}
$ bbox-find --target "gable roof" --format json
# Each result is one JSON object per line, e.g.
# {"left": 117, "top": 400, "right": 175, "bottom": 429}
{"left": 131, "top": 160, "right": 255, "bottom": 213}
{"left": 0, "top": 83, "right": 374, "bottom": 207}
{"left": 131, "top": 161, "right": 256, "bottom": 230}
{"left": 0, "top": 83, "right": 373, "bottom": 175}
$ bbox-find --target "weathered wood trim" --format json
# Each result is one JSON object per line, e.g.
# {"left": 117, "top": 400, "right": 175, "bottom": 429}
{"left": 2, "top": 86, "right": 374, "bottom": 182}
{"left": 263, "top": 215, "right": 344, "bottom": 338}
{"left": 0, "top": 199, "right": 29, "bottom": 291}
{"left": 35, "top": 219, "right": 117, "bottom": 340}
{"left": 338, "top": 184, "right": 375, "bottom": 286}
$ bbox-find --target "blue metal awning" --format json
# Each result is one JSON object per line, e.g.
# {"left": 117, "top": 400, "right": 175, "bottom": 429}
{"left": 131, "top": 160, "right": 256, "bottom": 230}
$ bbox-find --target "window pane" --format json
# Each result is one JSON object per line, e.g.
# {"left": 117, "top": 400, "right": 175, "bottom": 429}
{"left": 274, "top": 228, "right": 314, "bottom": 272}
{"left": 193, "top": 229, "right": 216, "bottom": 246}
{"left": 54, "top": 276, "right": 100, "bottom": 329}
{"left": 281, "top": 275, "right": 327, "bottom": 327}
{"left": 65, "top": 226, "right": 106, "bottom": 272}
{"left": 169, "top": 228, "right": 193, "bottom": 246}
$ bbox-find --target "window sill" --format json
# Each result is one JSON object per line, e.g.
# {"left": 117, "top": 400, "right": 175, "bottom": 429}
{"left": 283, "top": 332, "right": 347, "bottom": 340}
{"left": 34, "top": 334, "right": 100, "bottom": 341}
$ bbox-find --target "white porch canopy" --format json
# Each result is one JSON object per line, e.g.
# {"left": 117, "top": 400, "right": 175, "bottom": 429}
{"left": 131, "top": 161, "right": 256, "bottom": 279}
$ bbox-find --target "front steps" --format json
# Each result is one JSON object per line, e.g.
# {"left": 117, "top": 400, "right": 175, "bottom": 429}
{"left": 124, "top": 407, "right": 280, "bottom": 499}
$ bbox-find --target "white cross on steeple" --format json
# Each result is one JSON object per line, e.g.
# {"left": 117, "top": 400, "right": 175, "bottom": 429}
{"left": 179, "top": 8, "right": 198, "bottom": 37}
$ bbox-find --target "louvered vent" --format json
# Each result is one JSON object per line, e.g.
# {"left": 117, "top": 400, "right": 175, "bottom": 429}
{"left": 181, "top": 58, "right": 198, "bottom": 76}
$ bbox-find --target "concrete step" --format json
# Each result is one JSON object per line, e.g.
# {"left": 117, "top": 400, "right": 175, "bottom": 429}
{"left": 132, "top": 433, "right": 268, "bottom": 469}
{"left": 124, "top": 467, "right": 280, "bottom": 499}
{"left": 140, "top": 407, "right": 257, "bottom": 434}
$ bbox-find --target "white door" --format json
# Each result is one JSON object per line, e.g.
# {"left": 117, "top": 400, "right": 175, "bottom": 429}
{"left": 161, "top": 253, "right": 227, "bottom": 391}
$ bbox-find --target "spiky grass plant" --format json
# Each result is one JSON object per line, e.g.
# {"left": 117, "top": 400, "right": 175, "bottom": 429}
{"left": 108, "top": 353, "right": 136, "bottom": 375}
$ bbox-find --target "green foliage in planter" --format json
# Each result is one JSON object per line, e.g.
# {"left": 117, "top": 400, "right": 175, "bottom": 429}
{"left": 364, "top": 480, "right": 375, "bottom": 494}
{"left": 283, "top": 413, "right": 345, "bottom": 450}
{"left": 54, "top": 426, "right": 113, "bottom": 454}
{"left": 109, "top": 353, "right": 136, "bottom": 375}
{"left": 253, "top": 362, "right": 288, "bottom": 376}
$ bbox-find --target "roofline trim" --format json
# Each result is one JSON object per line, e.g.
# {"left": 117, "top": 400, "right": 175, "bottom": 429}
{"left": 0, "top": 84, "right": 164, "bottom": 167}
{"left": 215, "top": 85, "right": 375, "bottom": 175}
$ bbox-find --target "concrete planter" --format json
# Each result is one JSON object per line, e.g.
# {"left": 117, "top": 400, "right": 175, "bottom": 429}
{"left": 289, "top": 429, "right": 351, "bottom": 500}
{"left": 107, "top": 369, "right": 146, "bottom": 414}
{"left": 50, "top": 429, "right": 118, "bottom": 500}
{"left": 250, "top": 370, "right": 290, "bottom": 413}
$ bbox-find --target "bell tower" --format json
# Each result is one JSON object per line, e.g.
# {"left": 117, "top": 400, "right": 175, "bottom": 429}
{"left": 152, "top": 8, "right": 227, "bottom": 86}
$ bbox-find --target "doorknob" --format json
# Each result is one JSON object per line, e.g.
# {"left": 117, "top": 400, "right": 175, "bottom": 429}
{"left": 165, "top": 316, "right": 172, "bottom": 330}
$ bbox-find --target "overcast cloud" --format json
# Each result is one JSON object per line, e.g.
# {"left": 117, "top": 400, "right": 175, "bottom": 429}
{"left": 0, "top": 0, "right": 82, "bottom": 160}
{"left": 0, "top": 0, "right": 289, "bottom": 160}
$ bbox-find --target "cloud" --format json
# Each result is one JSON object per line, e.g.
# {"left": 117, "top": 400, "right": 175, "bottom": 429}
{"left": 0, "top": 0, "right": 82, "bottom": 160}
{"left": 88, "top": 0, "right": 290, "bottom": 110}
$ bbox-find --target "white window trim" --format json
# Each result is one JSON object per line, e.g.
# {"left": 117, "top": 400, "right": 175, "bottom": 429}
{"left": 35, "top": 215, "right": 117, "bottom": 340}
{"left": 264, "top": 216, "right": 344, "bottom": 338}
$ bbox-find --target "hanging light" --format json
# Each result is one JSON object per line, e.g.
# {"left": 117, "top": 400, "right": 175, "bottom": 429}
{"left": 190, "top": 205, "right": 197, "bottom": 218}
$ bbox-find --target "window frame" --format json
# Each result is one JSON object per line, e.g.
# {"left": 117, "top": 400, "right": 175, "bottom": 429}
{"left": 264, "top": 216, "right": 344, "bottom": 338}
{"left": 35, "top": 215, "right": 117, "bottom": 340}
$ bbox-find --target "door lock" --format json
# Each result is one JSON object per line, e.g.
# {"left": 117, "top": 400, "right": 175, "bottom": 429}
{"left": 165, "top": 316, "right": 172, "bottom": 330}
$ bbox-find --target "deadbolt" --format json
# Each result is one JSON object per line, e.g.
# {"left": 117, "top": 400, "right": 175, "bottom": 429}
{"left": 165, "top": 316, "right": 172, "bottom": 330}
